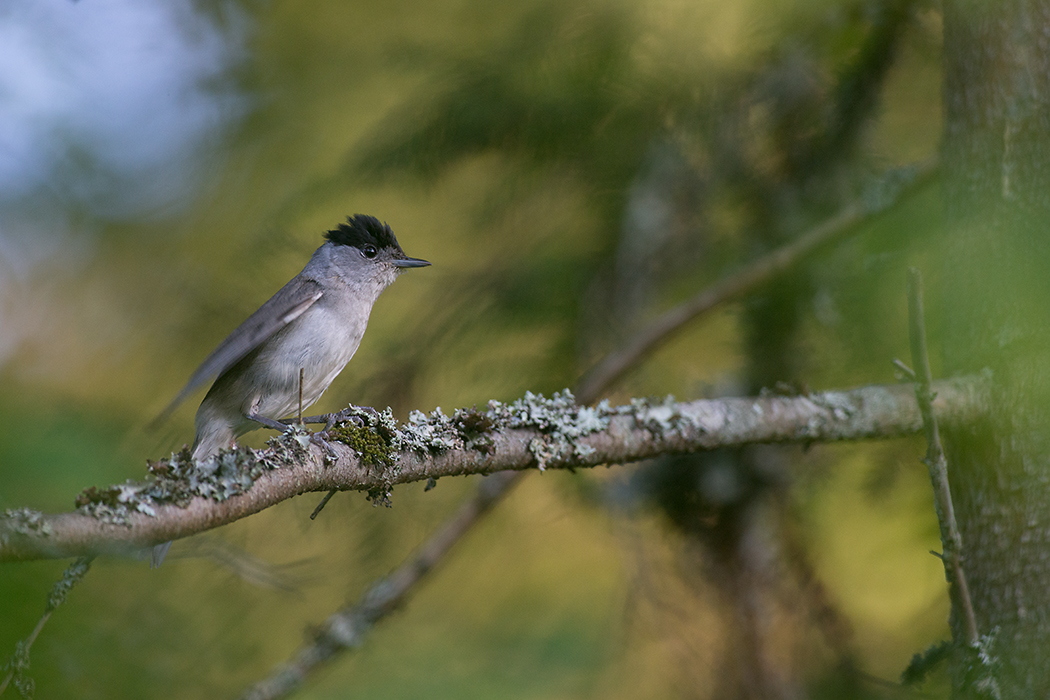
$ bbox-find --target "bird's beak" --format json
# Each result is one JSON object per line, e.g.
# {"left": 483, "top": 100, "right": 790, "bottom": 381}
{"left": 393, "top": 257, "right": 431, "bottom": 268}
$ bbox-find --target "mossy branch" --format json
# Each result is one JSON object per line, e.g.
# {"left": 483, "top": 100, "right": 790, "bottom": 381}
{"left": 0, "top": 377, "right": 987, "bottom": 564}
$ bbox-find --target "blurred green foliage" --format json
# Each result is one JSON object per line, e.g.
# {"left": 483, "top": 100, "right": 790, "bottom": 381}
{"left": 0, "top": 0, "right": 955, "bottom": 697}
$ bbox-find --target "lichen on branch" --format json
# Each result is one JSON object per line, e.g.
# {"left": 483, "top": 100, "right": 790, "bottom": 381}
{"left": 0, "top": 377, "right": 987, "bottom": 563}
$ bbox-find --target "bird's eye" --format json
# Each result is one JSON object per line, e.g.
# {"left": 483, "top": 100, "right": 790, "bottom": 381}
{"left": 362, "top": 245, "right": 378, "bottom": 259}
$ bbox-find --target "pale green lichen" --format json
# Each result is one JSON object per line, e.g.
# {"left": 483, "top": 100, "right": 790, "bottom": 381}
{"left": 329, "top": 390, "right": 613, "bottom": 475}
{"left": 626, "top": 394, "right": 702, "bottom": 435}
{"left": 76, "top": 440, "right": 286, "bottom": 525}
{"left": 402, "top": 407, "right": 459, "bottom": 453}
{"left": 1, "top": 508, "right": 52, "bottom": 546}
{"left": 487, "top": 390, "right": 612, "bottom": 470}
{"left": 73, "top": 390, "right": 621, "bottom": 521}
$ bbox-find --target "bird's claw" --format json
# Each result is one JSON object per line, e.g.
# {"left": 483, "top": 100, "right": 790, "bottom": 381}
{"left": 322, "top": 406, "right": 379, "bottom": 431}
{"left": 324, "top": 412, "right": 349, "bottom": 432}
{"left": 287, "top": 406, "right": 379, "bottom": 432}
{"left": 276, "top": 406, "right": 381, "bottom": 463}
{"left": 309, "top": 430, "right": 339, "bottom": 463}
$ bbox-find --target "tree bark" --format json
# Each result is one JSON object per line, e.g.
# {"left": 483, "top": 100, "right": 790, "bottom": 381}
{"left": 0, "top": 379, "right": 984, "bottom": 563}
{"left": 942, "top": 1, "right": 1050, "bottom": 695}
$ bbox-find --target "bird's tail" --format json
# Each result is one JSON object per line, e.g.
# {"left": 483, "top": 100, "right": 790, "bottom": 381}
{"left": 151, "top": 541, "right": 173, "bottom": 568}
{"left": 151, "top": 420, "right": 235, "bottom": 569}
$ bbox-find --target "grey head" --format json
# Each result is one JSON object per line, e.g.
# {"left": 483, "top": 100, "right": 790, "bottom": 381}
{"left": 316, "top": 214, "right": 430, "bottom": 293}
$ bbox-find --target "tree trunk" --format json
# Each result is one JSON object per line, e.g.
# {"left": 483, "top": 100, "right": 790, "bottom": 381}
{"left": 942, "top": 1, "right": 1050, "bottom": 696}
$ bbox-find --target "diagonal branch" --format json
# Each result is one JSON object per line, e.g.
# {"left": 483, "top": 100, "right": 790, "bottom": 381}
{"left": 575, "top": 158, "right": 939, "bottom": 402}
{"left": 1, "top": 377, "right": 987, "bottom": 565}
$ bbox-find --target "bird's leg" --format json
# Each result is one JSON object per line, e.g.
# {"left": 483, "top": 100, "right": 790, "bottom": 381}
{"left": 322, "top": 413, "right": 345, "bottom": 431}
{"left": 278, "top": 407, "right": 381, "bottom": 520}
{"left": 246, "top": 412, "right": 290, "bottom": 432}
{"left": 282, "top": 406, "right": 380, "bottom": 431}
{"left": 251, "top": 406, "right": 340, "bottom": 518}
{"left": 283, "top": 413, "right": 328, "bottom": 425}
{"left": 250, "top": 411, "right": 338, "bottom": 461}
{"left": 280, "top": 413, "right": 344, "bottom": 431}
{"left": 307, "top": 407, "right": 382, "bottom": 473}
{"left": 307, "top": 431, "right": 339, "bottom": 462}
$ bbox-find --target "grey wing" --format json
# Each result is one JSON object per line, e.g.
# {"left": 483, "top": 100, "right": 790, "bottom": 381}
{"left": 152, "top": 277, "right": 324, "bottom": 426}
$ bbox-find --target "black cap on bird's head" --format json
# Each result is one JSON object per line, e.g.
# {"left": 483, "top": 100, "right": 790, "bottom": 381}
{"left": 325, "top": 214, "right": 430, "bottom": 268}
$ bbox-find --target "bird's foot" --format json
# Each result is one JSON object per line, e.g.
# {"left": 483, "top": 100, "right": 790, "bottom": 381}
{"left": 255, "top": 412, "right": 337, "bottom": 461}
{"left": 299, "top": 406, "right": 380, "bottom": 431}
{"left": 308, "top": 429, "right": 340, "bottom": 463}
{"left": 283, "top": 405, "right": 378, "bottom": 431}
{"left": 335, "top": 405, "right": 380, "bottom": 426}
{"left": 274, "top": 406, "right": 382, "bottom": 464}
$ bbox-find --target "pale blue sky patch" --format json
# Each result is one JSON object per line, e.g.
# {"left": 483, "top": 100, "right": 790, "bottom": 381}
{"left": 0, "top": 0, "right": 251, "bottom": 366}
{"left": 0, "top": 0, "right": 249, "bottom": 215}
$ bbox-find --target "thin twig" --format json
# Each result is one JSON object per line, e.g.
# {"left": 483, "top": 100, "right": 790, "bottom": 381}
{"left": 576, "top": 159, "right": 939, "bottom": 402}
{"left": 309, "top": 491, "right": 335, "bottom": 521}
{"left": 0, "top": 557, "right": 93, "bottom": 696}
{"left": 906, "top": 267, "right": 979, "bottom": 644}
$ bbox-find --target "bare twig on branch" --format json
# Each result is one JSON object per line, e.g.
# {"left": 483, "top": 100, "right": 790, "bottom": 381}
{"left": 575, "top": 158, "right": 939, "bottom": 402}
{"left": 0, "top": 377, "right": 986, "bottom": 564}
{"left": 0, "top": 557, "right": 93, "bottom": 696}
{"left": 906, "top": 268, "right": 979, "bottom": 645}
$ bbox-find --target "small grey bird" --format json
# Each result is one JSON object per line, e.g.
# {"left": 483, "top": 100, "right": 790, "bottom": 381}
{"left": 161, "top": 214, "right": 429, "bottom": 458}
{"left": 151, "top": 214, "right": 428, "bottom": 565}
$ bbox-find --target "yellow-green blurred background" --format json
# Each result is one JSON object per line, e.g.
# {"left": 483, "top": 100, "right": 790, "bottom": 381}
{"left": 1, "top": 0, "right": 953, "bottom": 697}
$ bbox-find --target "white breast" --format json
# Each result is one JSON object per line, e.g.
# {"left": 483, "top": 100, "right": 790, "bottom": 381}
{"left": 243, "top": 296, "right": 372, "bottom": 421}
